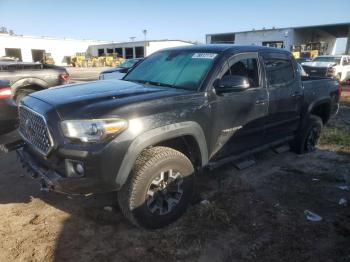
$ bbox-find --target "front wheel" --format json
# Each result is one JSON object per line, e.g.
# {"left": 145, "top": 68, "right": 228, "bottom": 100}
{"left": 291, "top": 115, "right": 323, "bottom": 154}
{"left": 118, "top": 146, "right": 195, "bottom": 229}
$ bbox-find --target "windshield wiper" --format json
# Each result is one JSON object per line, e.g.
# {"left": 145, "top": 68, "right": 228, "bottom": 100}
{"left": 130, "top": 79, "right": 174, "bottom": 88}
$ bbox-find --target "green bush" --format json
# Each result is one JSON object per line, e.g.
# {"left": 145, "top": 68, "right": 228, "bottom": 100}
{"left": 320, "top": 126, "right": 350, "bottom": 146}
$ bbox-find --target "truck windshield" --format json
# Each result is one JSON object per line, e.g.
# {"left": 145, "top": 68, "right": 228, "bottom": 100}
{"left": 312, "top": 56, "right": 341, "bottom": 65}
{"left": 124, "top": 51, "right": 218, "bottom": 90}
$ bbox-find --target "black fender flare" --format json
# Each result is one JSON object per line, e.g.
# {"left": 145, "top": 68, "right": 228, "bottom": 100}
{"left": 115, "top": 121, "right": 208, "bottom": 187}
{"left": 301, "top": 97, "right": 331, "bottom": 126}
{"left": 11, "top": 78, "right": 48, "bottom": 96}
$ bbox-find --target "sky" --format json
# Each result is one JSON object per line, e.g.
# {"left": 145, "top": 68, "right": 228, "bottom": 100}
{"left": 0, "top": 0, "right": 350, "bottom": 45}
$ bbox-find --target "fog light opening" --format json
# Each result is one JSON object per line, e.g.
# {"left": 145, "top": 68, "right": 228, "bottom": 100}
{"left": 75, "top": 163, "right": 84, "bottom": 175}
{"left": 65, "top": 159, "right": 85, "bottom": 177}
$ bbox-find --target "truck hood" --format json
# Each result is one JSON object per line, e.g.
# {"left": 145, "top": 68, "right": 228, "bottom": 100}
{"left": 302, "top": 61, "right": 338, "bottom": 68}
{"left": 28, "top": 79, "right": 193, "bottom": 118}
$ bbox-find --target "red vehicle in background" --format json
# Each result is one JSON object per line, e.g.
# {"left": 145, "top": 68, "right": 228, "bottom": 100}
{"left": 0, "top": 80, "right": 17, "bottom": 135}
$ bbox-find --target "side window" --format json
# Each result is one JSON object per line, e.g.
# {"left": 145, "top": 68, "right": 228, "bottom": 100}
{"left": 264, "top": 58, "right": 295, "bottom": 86}
{"left": 223, "top": 58, "right": 260, "bottom": 87}
{"left": 343, "top": 57, "right": 350, "bottom": 66}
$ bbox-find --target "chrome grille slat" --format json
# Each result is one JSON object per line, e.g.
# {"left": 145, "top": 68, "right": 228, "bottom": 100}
{"left": 18, "top": 106, "right": 53, "bottom": 155}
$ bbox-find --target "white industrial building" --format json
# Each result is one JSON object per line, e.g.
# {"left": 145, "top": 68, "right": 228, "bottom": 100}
{"left": 206, "top": 23, "right": 350, "bottom": 55}
{"left": 0, "top": 33, "right": 110, "bottom": 65}
{"left": 0, "top": 33, "right": 193, "bottom": 65}
{"left": 87, "top": 40, "right": 193, "bottom": 59}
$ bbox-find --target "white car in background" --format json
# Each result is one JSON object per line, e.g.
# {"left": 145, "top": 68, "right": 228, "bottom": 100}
{"left": 302, "top": 55, "right": 350, "bottom": 83}
{"left": 99, "top": 58, "right": 142, "bottom": 80}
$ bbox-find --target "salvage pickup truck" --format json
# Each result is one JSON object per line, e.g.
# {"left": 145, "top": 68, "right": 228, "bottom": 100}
{"left": 6, "top": 45, "right": 341, "bottom": 229}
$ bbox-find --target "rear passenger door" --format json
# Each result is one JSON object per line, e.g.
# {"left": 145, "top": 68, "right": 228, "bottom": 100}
{"left": 260, "top": 52, "right": 303, "bottom": 143}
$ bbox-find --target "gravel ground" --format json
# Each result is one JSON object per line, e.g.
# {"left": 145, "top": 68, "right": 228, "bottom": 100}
{"left": 0, "top": 91, "right": 349, "bottom": 262}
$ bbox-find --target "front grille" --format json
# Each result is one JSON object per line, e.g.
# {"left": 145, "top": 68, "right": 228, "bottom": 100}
{"left": 19, "top": 106, "right": 53, "bottom": 155}
{"left": 303, "top": 66, "right": 328, "bottom": 77}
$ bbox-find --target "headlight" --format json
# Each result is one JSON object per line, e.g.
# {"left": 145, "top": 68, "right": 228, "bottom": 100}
{"left": 61, "top": 118, "right": 127, "bottom": 142}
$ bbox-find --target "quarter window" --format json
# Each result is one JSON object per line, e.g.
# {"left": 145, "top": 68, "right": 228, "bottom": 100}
{"left": 264, "top": 58, "right": 294, "bottom": 86}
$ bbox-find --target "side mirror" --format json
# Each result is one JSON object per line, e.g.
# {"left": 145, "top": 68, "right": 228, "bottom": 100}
{"left": 214, "top": 75, "right": 250, "bottom": 93}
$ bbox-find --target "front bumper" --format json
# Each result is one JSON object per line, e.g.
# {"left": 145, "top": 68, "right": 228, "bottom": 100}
{"left": 15, "top": 143, "right": 122, "bottom": 195}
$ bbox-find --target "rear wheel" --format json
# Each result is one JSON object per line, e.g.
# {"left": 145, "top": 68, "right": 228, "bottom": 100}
{"left": 118, "top": 146, "right": 195, "bottom": 229}
{"left": 291, "top": 115, "right": 323, "bottom": 154}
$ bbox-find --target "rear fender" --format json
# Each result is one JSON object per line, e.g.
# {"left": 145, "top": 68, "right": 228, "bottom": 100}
{"left": 302, "top": 97, "right": 331, "bottom": 126}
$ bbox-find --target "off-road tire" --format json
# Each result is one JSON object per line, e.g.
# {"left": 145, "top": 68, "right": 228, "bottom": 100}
{"left": 118, "top": 146, "right": 195, "bottom": 229}
{"left": 291, "top": 115, "right": 323, "bottom": 154}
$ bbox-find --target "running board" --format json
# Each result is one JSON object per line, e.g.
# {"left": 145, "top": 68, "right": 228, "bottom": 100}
{"left": 234, "top": 158, "right": 256, "bottom": 170}
{"left": 208, "top": 136, "right": 293, "bottom": 170}
{"left": 273, "top": 144, "right": 290, "bottom": 154}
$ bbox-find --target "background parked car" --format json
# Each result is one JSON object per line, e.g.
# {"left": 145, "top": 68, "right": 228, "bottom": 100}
{"left": 0, "top": 80, "right": 17, "bottom": 135}
{"left": 302, "top": 55, "right": 350, "bottom": 83}
{"left": 99, "top": 58, "right": 142, "bottom": 80}
{"left": 0, "top": 61, "right": 70, "bottom": 104}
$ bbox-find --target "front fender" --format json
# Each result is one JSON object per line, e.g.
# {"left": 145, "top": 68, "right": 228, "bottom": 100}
{"left": 115, "top": 121, "right": 208, "bottom": 187}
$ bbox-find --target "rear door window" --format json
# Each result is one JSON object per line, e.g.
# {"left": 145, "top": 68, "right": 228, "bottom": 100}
{"left": 264, "top": 57, "right": 294, "bottom": 87}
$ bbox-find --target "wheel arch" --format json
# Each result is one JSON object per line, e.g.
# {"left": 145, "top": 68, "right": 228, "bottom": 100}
{"left": 11, "top": 78, "right": 48, "bottom": 98}
{"left": 304, "top": 97, "right": 331, "bottom": 125}
{"left": 115, "top": 121, "right": 208, "bottom": 187}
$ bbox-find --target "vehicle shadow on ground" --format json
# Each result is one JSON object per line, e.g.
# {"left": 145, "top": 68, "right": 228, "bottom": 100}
{"left": 1, "top": 145, "right": 349, "bottom": 261}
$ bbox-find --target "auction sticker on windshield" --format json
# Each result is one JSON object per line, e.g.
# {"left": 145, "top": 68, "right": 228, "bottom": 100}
{"left": 192, "top": 53, "right": 217, "bottom": 59}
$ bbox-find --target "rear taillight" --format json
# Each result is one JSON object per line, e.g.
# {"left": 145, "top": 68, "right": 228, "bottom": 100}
{"left": 0, "top": 87, "right": 12, "bottom": 99}
{"left": 59, "top": 73, "right": 70, "bottom": 82}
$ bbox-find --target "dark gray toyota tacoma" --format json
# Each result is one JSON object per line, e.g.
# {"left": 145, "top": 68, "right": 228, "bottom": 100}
{"left": 7, "top": 45, "right": 341, "bottom": 228}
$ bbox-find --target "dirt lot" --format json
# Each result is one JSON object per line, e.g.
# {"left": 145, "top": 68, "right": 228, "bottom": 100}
{"left": 0, "top": 92, "right": 350, "bottom": 262}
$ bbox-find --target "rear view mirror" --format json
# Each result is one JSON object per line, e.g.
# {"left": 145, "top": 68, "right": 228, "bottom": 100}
{"left": 215, "top": 75, "right": 250, "bottom": 93}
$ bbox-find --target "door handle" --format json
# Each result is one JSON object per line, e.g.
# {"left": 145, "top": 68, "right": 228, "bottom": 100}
{"left": 255, "top": 99, "right": 267, "bottom": 105}
{"left": 291, "top": 92, "right": 302, "bottom": 98}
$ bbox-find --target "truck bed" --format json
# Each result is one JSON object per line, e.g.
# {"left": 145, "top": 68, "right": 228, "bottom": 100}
{"left": 302, "top": 76, "right": 340, "bottom": 117}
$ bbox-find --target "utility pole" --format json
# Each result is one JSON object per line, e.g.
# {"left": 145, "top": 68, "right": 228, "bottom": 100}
{"left": 142, "top": 29, "right": 148, "bottom": 41}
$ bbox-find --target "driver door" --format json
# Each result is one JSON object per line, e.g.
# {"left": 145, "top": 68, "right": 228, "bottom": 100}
{"left": 209, "top": 52, "right": 268, "bottom": 159}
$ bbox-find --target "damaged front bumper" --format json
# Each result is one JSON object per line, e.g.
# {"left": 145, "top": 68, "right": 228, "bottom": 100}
{"left": 16, "top": 146, "right": 65, "bottom": 193}
{"left": 1, "top": 138, "right": 118, "bottom": 195}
